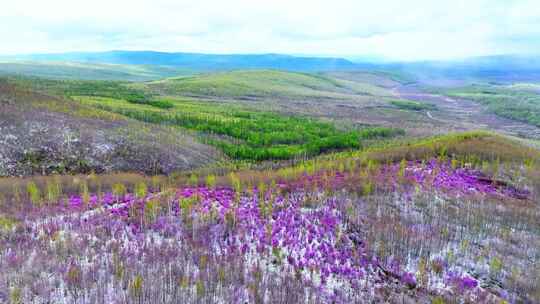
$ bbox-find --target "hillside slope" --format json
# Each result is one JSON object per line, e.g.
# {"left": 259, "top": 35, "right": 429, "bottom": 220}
{"left": 0, "top": 61, "right": 190, "bottom": 81}
{"left": 0, "top": 79, "right": 220, "bottom": 176}
{"left": 142, "top": 70, "right": 392, "bottom": 99}
{"left": 1, "top": 131, "right": 538, "bottom": 303}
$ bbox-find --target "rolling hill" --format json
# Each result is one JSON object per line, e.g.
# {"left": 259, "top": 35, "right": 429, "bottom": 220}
{"left": 0, "top": 79, "right": 220, "bottom": 176}
{"left": 0, "top": 61, "right": 191, "bottom": 81}
{"left": 4, "top": 50, "right": 359, "bottom": 72}
{"left": 141, "top": 70, "right": 392, "bottom": 99}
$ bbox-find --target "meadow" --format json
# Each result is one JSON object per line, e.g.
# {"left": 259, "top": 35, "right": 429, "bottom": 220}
{"left": 74, "top": 95, "right": 402, "bottom": 161}
{"left": 441, "top": 85, "right": 540, "bottom": 127}
{"left": 0, "top": 61, "right": 192, "bottom": 81}
{"left": 0, "top": 132, "right": 539, "bottom": 303}
{"left": 0, "top": 78, "right": 221, "bottom": 176}
{"left": 141, "top": 70, "right": 393, "bottom": 99}
{"left": 3, "top": 74, "right": 404, "bottom": 162}
{"left": 1, "top": 65, "right": 540, "bottom": 304}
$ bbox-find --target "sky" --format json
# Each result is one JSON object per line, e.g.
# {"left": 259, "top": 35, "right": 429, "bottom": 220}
{"left": 1, "top": 0, "right": 539, "bottom": 61}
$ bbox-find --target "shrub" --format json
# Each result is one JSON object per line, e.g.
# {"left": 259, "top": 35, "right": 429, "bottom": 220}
{"left": 76, "top": 96, "right": 402, "bottom": 161}
{"left": 26, "top": 181, "right": 41, "bottom": 206}
{"left": 390, "top": 99, "right": 436, "bottom": 111}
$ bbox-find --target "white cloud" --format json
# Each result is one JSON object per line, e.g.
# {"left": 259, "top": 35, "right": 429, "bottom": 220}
{"left": 1, "top": 0, "right": 539, "bottom": 60}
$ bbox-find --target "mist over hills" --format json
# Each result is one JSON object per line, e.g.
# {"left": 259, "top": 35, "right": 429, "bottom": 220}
{"left": 376, "top": 55, "right": 540, "bottom": 84}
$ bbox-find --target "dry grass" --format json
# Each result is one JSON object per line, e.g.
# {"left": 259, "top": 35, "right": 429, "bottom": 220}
{"left": 360, "top": 131, "right": 540, "bottom": 163}
{"left": 0, "top": 79, "right": 222, "bottom": 176}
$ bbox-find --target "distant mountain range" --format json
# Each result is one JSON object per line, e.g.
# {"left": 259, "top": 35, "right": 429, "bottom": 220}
{"left": 3, "top": 51, "right": 362, "bottom": 72}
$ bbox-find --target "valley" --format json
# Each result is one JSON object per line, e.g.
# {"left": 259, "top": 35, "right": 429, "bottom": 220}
{"left": 0, "top": 53, "right": 539, "bottom": 304}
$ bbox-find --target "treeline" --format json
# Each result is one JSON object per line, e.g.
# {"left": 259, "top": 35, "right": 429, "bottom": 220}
{"left": 87, "top": 99, "right": 403, "bottom": 161}
{"left": 13, "top": 77, "right": 150, "bottom": 102}
{"left": 46, "top": 80, "right": 176, "bottom": 109}
{"left": 212, "top": 132, "right": 363, "bottom": 161}
{"left": 390, "top": 99, "right": 436, "bottom": 111}
{"left": 446, "top": 86, "right": 540, "bottom": 127}
{"left": 491, "top": 101, "right": 540, "bottom": 127}
{"left": 128, "top": 99, "right": 174, "bottom": 109}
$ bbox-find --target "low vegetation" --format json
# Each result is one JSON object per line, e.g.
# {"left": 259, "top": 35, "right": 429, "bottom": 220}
{"left": 0, "top": 131, "right": 538, "bottom": 303}
{"left": 141, "top": 69, "right": 391, "bottom": 99}
{"left": 11, "top": 77, "right": 150, "bottom": 102}
{"left": 75, "top": 96, "right": 403, "bottom": 161}
{"left": 390, "top": 99, "right": 436, "bottom": 111}
{"left": 442, "top": 85, "right": 540, "bottom": 127}
{"left": 0, "top": 61, "right": 191, "bottom": 81}
{"left": 0, "top": 79, "right": 220, "bottom": 176}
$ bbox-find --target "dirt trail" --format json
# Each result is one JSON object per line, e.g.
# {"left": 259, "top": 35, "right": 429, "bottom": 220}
{"left": 392, "top": 84, "right": 540, "bottom": 140}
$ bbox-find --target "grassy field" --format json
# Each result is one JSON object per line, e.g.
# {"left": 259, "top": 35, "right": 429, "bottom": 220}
{"left": 140, "top": 70, "right": 393, "bottom": 99}
{"left": 75, "top": 95, "right": 403, "bottom": 161}
{"left": 0, "top": 79, "right": 221, "bottom": 176}
{"left": 2, "top": 72, "right": 409, "bottom": 163}
{"left": 8, "top": 70, "right": 454, "bottom": 140}
{"left": 4, "top": 70, "right": 540, "bottom": 172}
{"left": 10, "top": 76, "right": 151, "bottom": 102}
{"left": 0, "top": 61, "right": 192, "bottom": 81}
{"left": 441, "top": 84, "right": 540, "bottom": 127}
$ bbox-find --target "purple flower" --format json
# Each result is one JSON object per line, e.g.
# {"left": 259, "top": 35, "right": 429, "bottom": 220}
{"left": 401, "top": 272, "right": 417, "bottom": 288}
{"left": 460, "top": 276, "right": 478, "bottom": 290}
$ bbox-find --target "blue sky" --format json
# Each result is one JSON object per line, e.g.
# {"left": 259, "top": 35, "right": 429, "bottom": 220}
{"left": 1, "top": 0, "right": 539, "bottom": 61}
